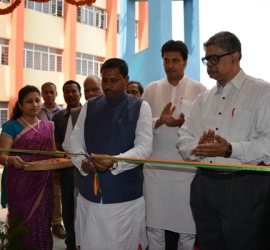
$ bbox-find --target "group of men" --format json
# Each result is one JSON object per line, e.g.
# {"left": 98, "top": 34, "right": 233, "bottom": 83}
{"left": 41, "top": 31, "right": 270, "bottom": 250}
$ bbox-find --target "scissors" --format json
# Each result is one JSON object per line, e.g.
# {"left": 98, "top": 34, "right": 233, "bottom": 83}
{"left": 81, "top": 147, "right": 94, "bottom": 173}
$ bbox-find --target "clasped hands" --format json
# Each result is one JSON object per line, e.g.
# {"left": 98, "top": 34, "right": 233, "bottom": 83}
{"left": 190, "top": 129, "right": 230, "bottom": 158}
{"left": 81, "top": 153, "right": 114, "bottom": 174}
{"left": 156, "top": 102, "right": 185, "bottom": 128}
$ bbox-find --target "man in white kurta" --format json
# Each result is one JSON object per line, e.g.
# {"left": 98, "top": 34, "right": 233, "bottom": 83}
{"left": 143, "top": 40, "right": 207, "bottom": 250}
{"left": 70, "top": 58, "right": 153, "bottom": 250}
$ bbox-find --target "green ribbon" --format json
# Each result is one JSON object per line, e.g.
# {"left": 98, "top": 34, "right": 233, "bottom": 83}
{"left": 1, "top": 148, "right": 269, "bottom": 172}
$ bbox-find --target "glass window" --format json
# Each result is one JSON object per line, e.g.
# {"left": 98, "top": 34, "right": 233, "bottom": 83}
{"left": 25, "top": 0, "right": 63, "bottom": 17}
{"left": 0, "top": 38, "right": 9, "bottom": 66}
{"left": 76, "top": 53, "right": 104, "bottom": 77}
{"left": 23, "top": 43, "right": 62, "bottom": 72}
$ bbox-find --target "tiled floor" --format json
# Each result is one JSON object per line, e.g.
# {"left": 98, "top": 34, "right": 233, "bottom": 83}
{"left": 0, "top": 207, "right": 67, "bottom": 249}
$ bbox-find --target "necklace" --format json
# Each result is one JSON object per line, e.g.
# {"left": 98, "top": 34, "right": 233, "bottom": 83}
{"left": 21, "top": 116, "right": 39, "bottom": 132}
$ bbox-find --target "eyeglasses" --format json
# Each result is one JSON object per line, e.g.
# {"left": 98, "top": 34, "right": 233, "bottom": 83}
{"left": 201, "top": 51, "right": 235, "bottom": 66}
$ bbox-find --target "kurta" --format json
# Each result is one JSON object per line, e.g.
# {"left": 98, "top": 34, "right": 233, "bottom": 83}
{"left": 143, "top": 76, "right": 207, "bottom": 233}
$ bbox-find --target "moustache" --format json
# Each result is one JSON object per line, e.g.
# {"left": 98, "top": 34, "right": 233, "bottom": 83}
{"left": 104, "top": 89, "right": 115, "bottom": 94}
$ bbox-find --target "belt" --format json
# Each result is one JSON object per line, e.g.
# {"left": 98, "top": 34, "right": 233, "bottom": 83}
{"left": 199, "top": 168, "right": 248, "bottom": 180}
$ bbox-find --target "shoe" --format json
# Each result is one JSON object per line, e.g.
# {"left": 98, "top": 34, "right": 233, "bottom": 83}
{"left": 52, "top": 224, "right": 67, "bottom": 239}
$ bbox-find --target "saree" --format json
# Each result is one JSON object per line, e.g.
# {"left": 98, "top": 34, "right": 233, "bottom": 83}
{"left": 5, "top": 120, "right": 54, "bottom": 249}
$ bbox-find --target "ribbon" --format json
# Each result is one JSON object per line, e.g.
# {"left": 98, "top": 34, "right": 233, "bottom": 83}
{"left": 1, "top": 148, "right": 270, "bottom": 172}
{"left": 94, "top": 154, "right": 270, "bottom": 172}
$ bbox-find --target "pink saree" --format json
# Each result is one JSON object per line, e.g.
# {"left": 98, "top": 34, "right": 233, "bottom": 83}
{"left": 6, "top": 120, "right": 54, "bottom": 249}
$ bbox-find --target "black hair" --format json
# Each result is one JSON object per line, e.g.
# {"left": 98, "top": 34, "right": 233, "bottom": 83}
{"left": 41, "top": 82, "right": 57, "bottom": 91}
{"left": 203, "top": 31, "right": 242, "bottom": 60}
{"left": 100, "top": 58, "right": 128, "bottom": 78}
{"left": 62, "top": 80, "right": 81, "bottom": 93}
{"left": 126, "top": 81, "right": 144, "bottom": 95}
{"left": 11, "top": 85, "right": 40, "bottom": 120}
{"left": 161, "top": 40, "right": 188, "bottom": 61}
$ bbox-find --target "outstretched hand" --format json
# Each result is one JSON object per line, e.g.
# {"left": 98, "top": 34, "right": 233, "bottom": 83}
{"left": 155, "top": 102, "right": 185, "bottom": 128}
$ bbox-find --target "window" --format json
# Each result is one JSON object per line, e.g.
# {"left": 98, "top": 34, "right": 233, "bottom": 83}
{"left": 24, "top": 43, "right": 62, "bottom": 72}
{"left": 76, "top": 53, "right": 104, "bottom": 77}
{"left": 0, "top": 102, "right": 8, "bottom": 128}
{"left": 117, "top": 15, "right": 120, "bottom": 34}
{"left": 25, "top": 0, "right": 63, "bottom": 17}
{"left": 135, "top": 20, "right": 138, "bottom": 38}
{"left": 77, "top": 6, "right": 107, "bottom": 29}
{"left": 0, "top": 38, "right": 9, "bottom": 66}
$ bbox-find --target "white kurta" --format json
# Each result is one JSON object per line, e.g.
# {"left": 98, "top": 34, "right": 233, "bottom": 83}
{"left": 142, "top": 76, "right": 207, "bottom": 234}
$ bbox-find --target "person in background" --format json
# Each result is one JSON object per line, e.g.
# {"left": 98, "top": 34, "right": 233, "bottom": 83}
{"left": 177, "top": 31, "right": 270, "bottom": 250}
{"left": 143, "top": 40, "right": 207, "bottom": 250}
{"left": 53, "top": 80, "right": 82, "bottom": 250}
{"left": 62, "top": 75, "right": 103, "bottom": 248}
{"left": 70, "top": 58, "right": 153, "bottom": 249}
{"left": 126, "top": 80, "right": 144, "bottom": 98}
{"left": 0, "top": 85, "right": 55, "bottom": 249}
{"left": 38, "top": 82, "right": 66, "bottom": 239}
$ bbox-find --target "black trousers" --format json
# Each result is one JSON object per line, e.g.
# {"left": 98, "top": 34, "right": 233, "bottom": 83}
{"left": 60, "top": 167, "right": 76, "bottom": 248}
{"left": 191, "top": 169, "right": 270, "bottom": 250}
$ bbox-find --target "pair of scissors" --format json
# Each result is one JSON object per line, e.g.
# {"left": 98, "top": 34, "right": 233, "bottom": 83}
{"left": 82, "top": 147, "right": 94, "bottom": 173}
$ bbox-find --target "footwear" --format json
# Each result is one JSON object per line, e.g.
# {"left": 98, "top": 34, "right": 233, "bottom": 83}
{"left": 52, "top": 224, "right": 67, "bottom": 239}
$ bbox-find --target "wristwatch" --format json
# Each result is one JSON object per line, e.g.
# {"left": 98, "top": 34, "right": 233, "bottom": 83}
{"left": 109, "top": 161, "right": 118, "bottom": 171}
{"left": 224, "top": 143, "right": 232, "bottom": 158}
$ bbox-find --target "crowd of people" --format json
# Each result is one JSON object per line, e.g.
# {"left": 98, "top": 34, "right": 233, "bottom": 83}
{"left": 1, "top": 30, "right": 270, "bottom": 250}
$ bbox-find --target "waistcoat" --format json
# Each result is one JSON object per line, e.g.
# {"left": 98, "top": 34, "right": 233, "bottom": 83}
{"left": 80, "top": 92, "right": 143, "bottom": 204}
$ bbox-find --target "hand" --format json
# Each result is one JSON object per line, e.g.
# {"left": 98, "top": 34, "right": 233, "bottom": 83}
{"left": 11, "top": 156, "right": 24, "bottom": 169}
{"left": 91, "top": 154, "right": 114, "bottom": 172}
{"left": 81, "top": 158, "right": 97, "bottom": 174}
{"left": 198, "top": 129, "right": 216, "bottom": 145}
{"left": 155, "top": 102, "right": 176, "bottom": 128}
{"left": 163, "top": 113, "right": 185, "bottom": 127}
{"left": 190, "top": 134, "right": 229, "bottom": 157}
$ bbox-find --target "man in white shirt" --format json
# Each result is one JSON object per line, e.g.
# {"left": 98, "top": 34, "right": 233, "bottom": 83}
{"left": 70, "top": 58, "right": 153, "bottom": 250}
{"left": 143, "top": 40, "right": 206, "bottom": 250}
{"left": 177, "top": 31, "right": 270, "bottom": 250}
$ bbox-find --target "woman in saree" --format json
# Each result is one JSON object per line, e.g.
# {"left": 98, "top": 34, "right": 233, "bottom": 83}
{"left": 0, "top": 85, "right": 55, "bottom": 249}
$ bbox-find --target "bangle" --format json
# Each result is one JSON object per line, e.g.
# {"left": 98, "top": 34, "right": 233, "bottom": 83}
{"left": 5, "top": 156, "right": 9, "bottom": 166}
{"left": 224, "top": 143, "right": 232, "bottom": 158}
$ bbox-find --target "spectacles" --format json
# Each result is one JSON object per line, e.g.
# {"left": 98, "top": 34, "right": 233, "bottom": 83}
{"left": 201, "top": 51, "right": 235, "bottom": 66}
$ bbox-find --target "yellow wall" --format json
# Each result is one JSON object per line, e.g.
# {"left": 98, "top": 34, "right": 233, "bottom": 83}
{"left": 0, "top": 65, "right": 10, "bottom": 101}
{"left": 76, "top": 23, "right": 106, "bottom": 57}
{"left": 24, "top": 68, "right": 65, "bottom": 105}
{"left": 0, "top": 4, "right": 11, "bottom": 39}
{"left": 94, "top": 0, "right": 106, "bottom": 9}
{"left": 24, "top": 9, "right": 64, "bottom": 48}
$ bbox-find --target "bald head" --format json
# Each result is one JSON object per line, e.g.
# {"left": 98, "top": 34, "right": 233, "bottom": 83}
{"left": 84, "top": 75, "right": 103, "bottom": 100}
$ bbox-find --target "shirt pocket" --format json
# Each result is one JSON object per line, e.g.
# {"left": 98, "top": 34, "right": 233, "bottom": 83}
{"left": 179, "top": 99, "right": 193, "bottom": 118}
{"left": 228, "top": 109, "right": 252, "bottom": 141}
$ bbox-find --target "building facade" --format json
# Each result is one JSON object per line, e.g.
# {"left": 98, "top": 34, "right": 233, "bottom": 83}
{"left": 0, "top": 0, "right": 148, "bottom": 126}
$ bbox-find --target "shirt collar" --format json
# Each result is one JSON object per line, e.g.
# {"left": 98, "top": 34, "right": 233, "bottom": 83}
{"left": 214, "top": 69, "right": 245, "bottom": 94}
{"left": 105, "top": 92, "right": 128, "bottom": 105}
{"left": 41, "top": 103, "right": 62, "bottom": 112}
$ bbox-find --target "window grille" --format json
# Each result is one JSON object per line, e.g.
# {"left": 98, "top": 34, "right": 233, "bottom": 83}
{"left": 0, "top": 102, "right": 8, "bottom": 128}
{"left": 0, "top": 38, "right": 9, "bottom": 66}
{"left": 24, "top": 43, "right": 62, "bottom": 72}
{"left": 76, "top": 52, "right": 104, "bottom": 77}
{"left": 77, "top": 6, "right": 107, "bottom": 29}
{"left": 25, "top": 0, "right": 63, "bottom": 17}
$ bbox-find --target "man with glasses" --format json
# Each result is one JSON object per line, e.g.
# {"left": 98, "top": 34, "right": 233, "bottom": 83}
{"left": 143, "top": 40, "right": 206, "bottom": 250}
{"left": 177, "top": 31, "right": 270, "bottom": 250}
